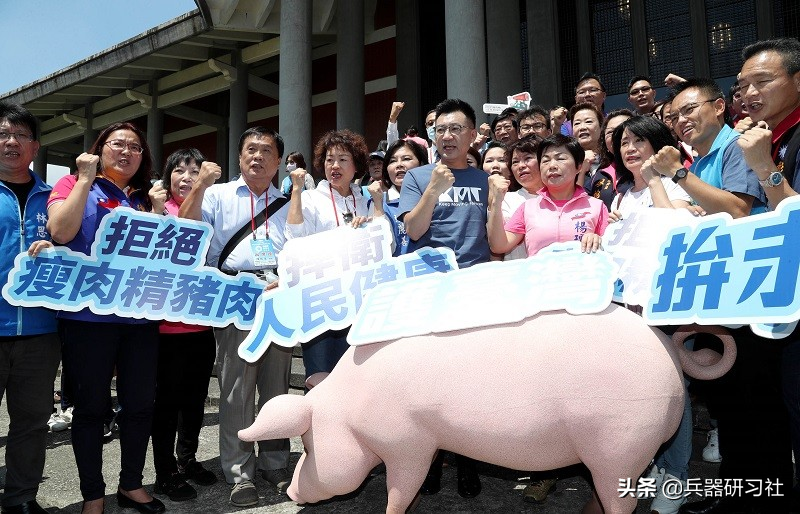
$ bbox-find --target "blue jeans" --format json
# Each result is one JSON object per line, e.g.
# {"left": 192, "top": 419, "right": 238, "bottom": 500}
{"left": 654, "top": 377, "right": 692, "bottom": 480}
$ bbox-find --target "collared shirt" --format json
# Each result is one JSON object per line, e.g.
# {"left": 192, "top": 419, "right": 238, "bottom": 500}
{"left": 689, "top": 124, "right": 767, "bottom": 214}
{"left": 285, "top": 179, "right": 372, "bottom": 240}
{"left": 200, "top": 176, "right": 289, "bottom": 272}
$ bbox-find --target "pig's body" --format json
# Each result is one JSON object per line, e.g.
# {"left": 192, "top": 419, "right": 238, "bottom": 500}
{"left": 240, "top": 305, "right": 689, "bottom": 513}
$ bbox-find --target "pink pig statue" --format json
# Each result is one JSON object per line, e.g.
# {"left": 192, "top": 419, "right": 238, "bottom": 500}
{"left": 239, "top": 304, "right": 734, "bottom": 514}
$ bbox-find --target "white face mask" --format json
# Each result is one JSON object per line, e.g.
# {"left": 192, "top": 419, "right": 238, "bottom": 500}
{"left": 426, "top": 126, "right": 436, "bottom": 141}
{"left": 286, "top": 162, "right": 297, "bottom": 172}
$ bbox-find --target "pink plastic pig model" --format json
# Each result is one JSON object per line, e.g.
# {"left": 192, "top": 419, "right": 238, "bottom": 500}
{"left": 239, "top": 304, "right": 734, "bottom": 514}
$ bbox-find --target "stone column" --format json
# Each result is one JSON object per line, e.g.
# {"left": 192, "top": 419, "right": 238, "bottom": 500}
{"left": 337, "top": 0, "right": 365, "bottom": 135}
{"left": 486, "top": 0, "right": 522, "bottom": 104}
{"left": 228, "top": 50, "right": 248, "bottom": 181}
{"left": 444, "top": 0, "right": 488, "bottom": 124}
{"left": 147, "top": 82, "right": 164, "bottom": 175}
{"left": 527, "top": 0, "right": 561, "bottom": 107}
{"left": 33, "top": 146, "right": 47, "bottom": 181}
{"left": 279, "top": 0, "right": 313, "bottom": 184}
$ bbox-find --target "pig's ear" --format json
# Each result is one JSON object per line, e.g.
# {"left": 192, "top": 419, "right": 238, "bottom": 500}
{"left": 238, "top": 394, "right": 312, "bottom": 442}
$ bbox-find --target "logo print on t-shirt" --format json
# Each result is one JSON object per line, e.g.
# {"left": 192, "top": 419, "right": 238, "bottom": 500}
{"left": 438, "top": 186, "right": 481, "bottom": 204}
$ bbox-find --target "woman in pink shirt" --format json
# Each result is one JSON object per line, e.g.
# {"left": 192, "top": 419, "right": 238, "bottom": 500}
{"left": 488, "top": 134, "right": 608, "bottom": 256}
{"left": 148, "top": 149, "right": 218, "bottom": 502}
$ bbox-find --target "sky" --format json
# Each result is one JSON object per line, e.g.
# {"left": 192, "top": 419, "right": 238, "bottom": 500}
{"left": 1, "top": 1, "right": 197, "bottom": 183}
{"left": 0, "top": 0, "right": 197, "bottom": 95}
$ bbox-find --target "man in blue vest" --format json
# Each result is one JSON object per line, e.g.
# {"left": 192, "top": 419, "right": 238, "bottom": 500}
{"left": 0, "top": 101, "right": 60, "bottom": 514}
{"left": 650, "top": 77, "right": 789, "bottom": 514}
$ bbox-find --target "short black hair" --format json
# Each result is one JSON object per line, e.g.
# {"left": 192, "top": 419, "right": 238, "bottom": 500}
{"left": 576, "top": 72, "right": 606, "bottom": 92}
{"left": 491, "top": 107, "right": 519, "bottom": 133}
{"left": 435, "top": 98, "right": 477, "bottom": 127}
{"left": 0, "top": 101, "right": 39, "bottom": 140}
{"left": 671, "top": 77, "right": 724, "bottom": 102}
{"left": 627, "top": 75, "right": 652, "bottom": 92}
{"left": 160, "top": 148, "right": 206, "bottom": 201}
{"left": 742, "top": 38, "right": 800, "bottom": 76}
{"left": 517, "top": 105, "right": 551, "bottom": 131}
{"left": 238, "top": 127, "right": 284, "bottom": 158}
{"left": 537, "top": 133, "right": 585, "bottom": 166}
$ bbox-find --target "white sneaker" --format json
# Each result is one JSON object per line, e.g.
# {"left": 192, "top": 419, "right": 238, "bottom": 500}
{"left": 48, "top": 411, "right": 68, "bottom": 432}
{"left": 702, "top": 428, "right": 722, "bottom": 463}
{"left": 60, "top": 406, "right": 74, "bottom": 426}
{"left": 650, "top": 472, "right": 687, "bottom": 514}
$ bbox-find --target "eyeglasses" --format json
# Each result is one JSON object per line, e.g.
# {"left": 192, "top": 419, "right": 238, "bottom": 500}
{"left": 0, "top": 131, "right": 35, "bottom": 143}
{"left": 105, "top": 140, "right": 144, "bottom": 155}
{"left": 435, "top": 123, "right": 471, "bottom": 136}
{"left": 576, "top": 87, "right": 603, "bottom": 96}
{"left": 494, "top": 123, "right": 515, "bottom": 133}
{"left": 629, "top": 86, "right": 653, "bottom": 96}
{"left": 520, "top": 122, "right": 547, "bottom": 132}
{"left": 666, "top": 99, "right": 718, "bottom": 125}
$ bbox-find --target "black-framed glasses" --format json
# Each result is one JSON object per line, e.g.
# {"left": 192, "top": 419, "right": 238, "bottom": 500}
{"left": 0, "top": 131, "right": 35, "bottom": 143}
{"left": 105, "top": 140, "right": 144, "bottom": 155}
{"left": 667, "top": 99, "right": 718, "bottom": 125}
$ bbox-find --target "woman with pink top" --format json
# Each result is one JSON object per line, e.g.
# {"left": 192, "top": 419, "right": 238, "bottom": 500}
{"left": 149, "top": 149, "right": 218, "bottom": 502}
{"left": 487, "top": 134, "right": 608, "bottom": 257}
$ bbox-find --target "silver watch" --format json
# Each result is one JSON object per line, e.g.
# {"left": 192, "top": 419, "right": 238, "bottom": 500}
{"left": 759, "top": 170, "right": 784, "bottom": 188}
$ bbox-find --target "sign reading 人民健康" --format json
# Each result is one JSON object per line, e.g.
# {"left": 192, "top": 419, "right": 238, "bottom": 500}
{"left": 5, "top": 196, "right": 800, "bottom": 359}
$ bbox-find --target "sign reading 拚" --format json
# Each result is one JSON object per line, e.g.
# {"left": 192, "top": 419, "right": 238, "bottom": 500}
{"left": 2, "top": 208, "right": 265, "bottom": 329}
{"left": 238, "top": 219, "right": 460, "bottom": 361}
{"left": 347, "top": 241, "right": 619, "bottom": 346}
{"left": 644, "top": 195, "right": 800, "bottom": 336}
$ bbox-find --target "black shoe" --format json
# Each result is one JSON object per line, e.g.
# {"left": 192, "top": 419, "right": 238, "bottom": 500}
{"left": 456, "top": 456, "right": 482, "bottom": 499}
{"left": 1, "top": 500, "right": 49, "bottom": 514}
{"left": 154, "top": 473, "right": 197, "bottom": 501}
{"left": 679, "top": 496, "right": 752, "bottom": 514}
{"left": 180, "top": 459, "right": 217, "bottom": 486}
{"left": 115, "top": 491, "right": 165, "bottom": 514}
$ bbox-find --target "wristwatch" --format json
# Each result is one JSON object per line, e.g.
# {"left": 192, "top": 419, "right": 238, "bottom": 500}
{"left": 759, "top": 170, "right": 784, "bottom": 188}
{"left": 672, "top": 168, "right": 688, "bottom": 183}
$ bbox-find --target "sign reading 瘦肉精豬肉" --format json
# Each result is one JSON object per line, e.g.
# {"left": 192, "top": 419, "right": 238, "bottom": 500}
{"left": 347, "top": 241, "right": 619, "bottom": 346}
{"left": 643, "top": 195, "right": 800, "bottom": 338}
{"left": 238, "top": 218, "right": 460, "bottom": 361}
{"left": 2, "top": 208, "right": 265, "bottom": 329}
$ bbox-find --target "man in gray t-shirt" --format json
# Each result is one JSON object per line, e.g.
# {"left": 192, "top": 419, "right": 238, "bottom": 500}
{"left": 398, "top": 98, "right": 490, "bottom": 268}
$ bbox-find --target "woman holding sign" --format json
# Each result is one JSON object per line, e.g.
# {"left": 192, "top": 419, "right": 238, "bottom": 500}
{"left": 148, "top": 149, "right": 218, "bottom": 502}
{"left": 487, "top": 133, "right": 608, "bottom": 257}
{"left": 46, "top": 122, "right": 165, "bottom": 514}
{"left": 285, "top": 129, "right": 384, "bottom": 389}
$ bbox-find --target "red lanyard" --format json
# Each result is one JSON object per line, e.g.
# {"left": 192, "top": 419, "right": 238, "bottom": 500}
{"left": 329, "top": 186, "right": 355, "bottom": 226}
{"left": 249, "top": 191, "right": 268, "bottom": 239}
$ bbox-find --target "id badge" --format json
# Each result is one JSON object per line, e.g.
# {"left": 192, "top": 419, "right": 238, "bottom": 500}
{"left": 250, "top": 238, "right": 277, "bottom": 267}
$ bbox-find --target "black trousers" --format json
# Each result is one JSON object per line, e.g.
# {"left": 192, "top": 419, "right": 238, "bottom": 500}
{"left": 60, "top": 319, "right": 159, "bottom": 501}
{"left": 700, "top": 327, "right": 792, "bottom": 512}
{"left": 151, "top": 329, "right": 216, "bottom": 478}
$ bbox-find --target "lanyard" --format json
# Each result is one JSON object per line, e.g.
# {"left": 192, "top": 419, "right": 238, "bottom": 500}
{"left": 249, "top": 191, "right": 268, "bottom": 239}
{"left": 329, "top": 186, "right": 355, "bottom": 226}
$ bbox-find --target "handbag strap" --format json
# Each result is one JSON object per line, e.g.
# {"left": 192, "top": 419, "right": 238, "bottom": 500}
{"left": 217, "top": 195, "right": 289, "bottom": 270}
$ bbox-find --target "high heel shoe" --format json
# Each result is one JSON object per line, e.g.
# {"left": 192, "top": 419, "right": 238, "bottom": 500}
{"left": 116, "top": 491, "right": 165, "bottom": 514}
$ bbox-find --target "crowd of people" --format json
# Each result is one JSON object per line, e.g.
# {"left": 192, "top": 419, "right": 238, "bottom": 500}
{"left": 1, "top": 36, "right": 800, "bottom": 514}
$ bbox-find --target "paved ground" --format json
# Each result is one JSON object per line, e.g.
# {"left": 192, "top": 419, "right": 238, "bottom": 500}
{"left": 0, "top": 374, "right": 739, "bottom": 513}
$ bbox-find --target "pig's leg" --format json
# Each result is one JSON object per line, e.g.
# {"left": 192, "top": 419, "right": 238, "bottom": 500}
{"left": 589, "top": 472, "right": 638, "bottom": 514}
{"left": 384, "top": 452, "right": 436, "bottom": 514}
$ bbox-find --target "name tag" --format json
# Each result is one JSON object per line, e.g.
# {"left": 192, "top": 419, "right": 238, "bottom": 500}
{"left": 250, "top": 238, "right": 277, "bottom": 267}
